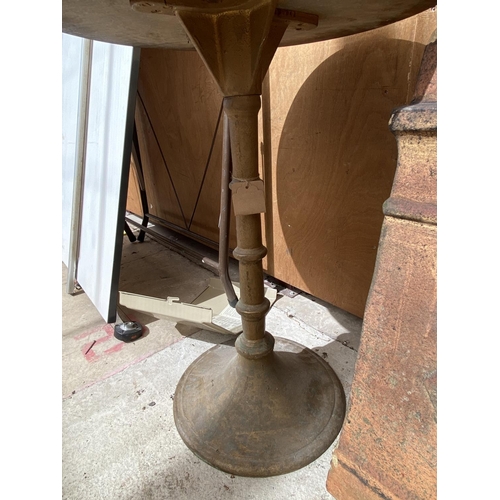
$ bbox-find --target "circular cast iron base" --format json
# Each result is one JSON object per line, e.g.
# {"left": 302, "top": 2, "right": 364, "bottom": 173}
{"left": 173, "top": 336, "right": 346, "bottom": 477}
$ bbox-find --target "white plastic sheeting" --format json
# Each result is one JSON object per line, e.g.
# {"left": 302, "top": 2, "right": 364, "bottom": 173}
{"left": 62, "top": 34, "right": 84, "bottom": 266}
{"left": 62, "top": 34, "right": 140, "bottom": 322}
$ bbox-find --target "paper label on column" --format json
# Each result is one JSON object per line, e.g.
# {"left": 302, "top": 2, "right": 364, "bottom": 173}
{"left": 230, "top": 179, "right": 266, "bottom": 216}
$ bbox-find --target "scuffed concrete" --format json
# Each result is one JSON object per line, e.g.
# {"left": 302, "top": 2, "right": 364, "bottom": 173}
{"left": 62, "top": 237, "right": 215, "bottom": 397}
{"left": 63, "top": 233, "right": 362, "bottom": 499}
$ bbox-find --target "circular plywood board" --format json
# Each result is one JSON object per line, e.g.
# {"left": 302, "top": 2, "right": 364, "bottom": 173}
{"left": 62, "top": 0, "right": 436, "bottom": 49}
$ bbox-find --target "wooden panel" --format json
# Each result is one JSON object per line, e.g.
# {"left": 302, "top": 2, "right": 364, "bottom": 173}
{"left": 262, "top": 9, "right": 437, "bottom": 317}
{"left": 126, "top": 154, "right": 143, "bottom": 217}
{"left": 128, "top": 8, "right": 436, "bottom": 317}
{"left": 134, "top": 49, "right": 237, "bottom": 247}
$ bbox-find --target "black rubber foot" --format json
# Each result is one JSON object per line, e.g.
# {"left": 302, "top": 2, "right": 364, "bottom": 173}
{"left": 114, "top": 322, "right": 143, "bottom": 342}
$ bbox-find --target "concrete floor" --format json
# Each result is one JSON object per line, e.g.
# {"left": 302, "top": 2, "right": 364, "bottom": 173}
{"left": 62, "top": 231, "right": 362, "bottom": 499}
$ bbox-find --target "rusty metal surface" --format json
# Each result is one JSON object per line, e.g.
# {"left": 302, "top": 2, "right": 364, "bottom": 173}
{"left": 173, "top": 337, "right": 346, "bottom": 477}
{"left": 218, "top": 114, "right": 238, "bottom": 306}
{"left": 162, "top": 5, "right": 349, "bottom": 474}
{"left": 62, "top": 0, "right": 436, "bottom": 50}
{"left": 171, "top": 80, "right": 343, "bottom": 476}
{"left": 174, "top": 0, "right": 285, "bottom": 95}
{"left": 326, "top": 35, "right": 437, "bottom": 500}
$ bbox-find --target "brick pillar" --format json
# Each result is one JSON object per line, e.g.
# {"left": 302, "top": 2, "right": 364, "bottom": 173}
{"left": 326, "top": 33, "right": 437, "bottom": 500}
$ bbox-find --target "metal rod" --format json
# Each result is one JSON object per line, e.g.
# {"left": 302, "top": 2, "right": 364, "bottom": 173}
{"left": 146, "top": 213, "right": 224, "bottom": 252}
{"left": 66, "top": 38, "right": 93, "bottom": 295}
{"left": 131, "top": 125, "right": 149, "bottom": 242}
{"left": 126, "top": 216, "right": 223, "bottom": 272}
{"left": 137, "top": 91, "right": 189, "bottom": 229}
{"left": 188, "top": 100, "right": 224, "bottom": 230}
{"left": 219, "top": 112, "right": 238, "bottom": 307}
{"left": 123, "top": 221, "right": 137, "bottom": 242}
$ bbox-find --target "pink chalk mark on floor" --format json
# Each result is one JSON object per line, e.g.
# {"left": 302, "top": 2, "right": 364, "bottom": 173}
{"left": 82, "top": 344, "right": 99, "bottom": 363}
{"left": 104, "top": 343, "right": 124, "bottom": 355}
{"left": 74, "top": 322, "right": 115, "bottom": 340}
{"left": 80, "top": 324, "right": 120, "bottom": 363}
{"left": 63, "top": 331, "right": 185, "bottom": 399}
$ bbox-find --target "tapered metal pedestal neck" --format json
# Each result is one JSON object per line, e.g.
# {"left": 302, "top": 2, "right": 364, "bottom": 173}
{"left": 132, "top": 0, "right": 346, "bottom": 477}
{"left": 173, "top": 337, "right": 345, "bottom": 477}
